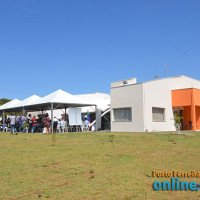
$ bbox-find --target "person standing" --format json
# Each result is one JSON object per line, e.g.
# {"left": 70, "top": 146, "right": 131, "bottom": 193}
{"left": 18, "top": 115, "right": 23, "bottom": 132}
{"left": 22, "top": 114, "right": 27, "bottom": 133}
{"left": 57, "top": 119, "right": 61, "bottom": 133}
{"left": 61, "top": 119, "right": 66, "bottom": 132}
{"left": 6, "top": 118, "right": 10, "bottom": 129}
{"left": 53, "top": 117, "right": 58, "bottom": 133}
{"left": 9, "top": 113, "right": 17, "bottom": 135}
{"left": 32, "top": 115, "right": 37, "bottom": 133}
{"left": 15, "top": 117, "right": 19, "bottom": 132}
{"left": 42, "top": 113, "right": 51, "bottom": 135}
{"left": 83, "top": 117, "right": 90, "bottom": 131}
{"left": 28, "top": 114, "right": 33, "bottom": 133}
{"left": 84, "top": 117, "right": 89, "bottom": 126}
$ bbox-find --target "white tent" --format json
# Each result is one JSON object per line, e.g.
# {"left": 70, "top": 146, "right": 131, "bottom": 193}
{"left": 31, "top": 89, "right": 96, "bottom": 132}
{"left": 0, "top": 90, "right": 99, "bottom": 132}
{"left": 75, "top": 93, "right": 110, "bottom": 113}
{"left": 0, "top": 99, "right": 21, "bottom": 110}
{"left": 12, "top": 95, "right": 42, "bottom": 109}
{"left": 34, "top": 89, "right": 89, "bottom": 106}
{"left": 0, "top": 90, "right": 93, "bottom": 112}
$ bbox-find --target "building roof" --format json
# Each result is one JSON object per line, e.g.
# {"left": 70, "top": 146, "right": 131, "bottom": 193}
{"left": 111, "top": 75, "right": 200, "bottom": 89}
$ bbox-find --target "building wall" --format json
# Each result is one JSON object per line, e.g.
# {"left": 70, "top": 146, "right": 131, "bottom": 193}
{"left": 196, "top": 106, "right": 200, "bottom": 130}
{"left": 143, "top": 76, "right": 200, "bottom": 132}
{"left": 143, "top": 80, "right": 175, "bottom": 132}
{"left": 111, "top": 83, "right": 144, "bottom": 132}
{"left": 111, "top": 76, "right": 200, "bottom": 132}
{"left": 183, "top": 106, "right": 191, "bottom": 130}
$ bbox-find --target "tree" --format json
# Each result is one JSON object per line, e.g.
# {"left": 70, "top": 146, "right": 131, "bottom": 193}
{"left": 0, "top": 98, "right": 11, "bottom": 106}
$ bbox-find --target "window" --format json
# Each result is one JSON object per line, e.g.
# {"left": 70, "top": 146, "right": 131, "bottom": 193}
{"left": 113, "top": 108, "right": 132, "bottom": 122}
{"left": 152, "top": 107, "right": 165, "bottom": 122}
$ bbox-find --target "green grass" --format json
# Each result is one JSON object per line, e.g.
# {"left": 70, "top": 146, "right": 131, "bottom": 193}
{"left": 0, "top": 131, "right": 200, "bottom": 199}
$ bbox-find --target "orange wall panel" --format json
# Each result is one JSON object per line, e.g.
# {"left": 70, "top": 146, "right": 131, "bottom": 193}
{"left": 194, "top": 89, "right": 200, "bottom": 106}
{"left": 172, "top": 89, "right": 200, "bottom": 131}
{"left": 196, "top": 106, "right": 200, "bottom": 130}
{"left": 183, "top": 106, "right": 191, "bottom": 130}
{"left": 172, "top": 89, "right": 192, "bottom": 107}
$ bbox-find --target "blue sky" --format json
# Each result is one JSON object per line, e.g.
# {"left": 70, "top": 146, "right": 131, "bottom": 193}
{"left": 0, "top": 0, "right": 200, "bottom": 100}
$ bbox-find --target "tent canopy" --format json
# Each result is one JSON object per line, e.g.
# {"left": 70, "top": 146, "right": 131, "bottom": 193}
{"left": 12, "top": 95, "right": 42, "bottom": 108}
{"left": 35, "top": 89, "right": 89, "bottom": 105}
{"left": 0, "top": 89, "right": 96, "bottom": 112}
{"left": 75, "top": 93, "right": 110, "bottom": 113}
{"left": 0, "top": 99, "right": 21, "bottom": 111}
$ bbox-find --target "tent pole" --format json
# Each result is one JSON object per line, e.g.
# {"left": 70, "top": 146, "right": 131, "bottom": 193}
{"left": 64, "top": 107, "right": 66, "bottom": 121}
{"left": 51, "top": 103, "right": 54, "bottom": 133}
{"left": 95, "top": 105, "right": 97, "bottom": 131}
{"left": 75, "top": 108, "right": 77, "bottom": 132}
{"left": 22, "top": 107, "right": 25, "bottom": 115}
{"left": 3, "top": 110, "right": 5, "bottom": 132}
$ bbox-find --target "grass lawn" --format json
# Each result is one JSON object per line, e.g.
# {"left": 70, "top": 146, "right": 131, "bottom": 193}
{"left": 0, "top": 131, "right": 200, "bottom": 200}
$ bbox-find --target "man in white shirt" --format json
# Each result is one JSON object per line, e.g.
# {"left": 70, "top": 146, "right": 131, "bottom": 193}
{"left": 9, "top": 113, "right": 17, "bottom": 135}
{"left": 53, "top": 117, "right": 58, "bottom": 132}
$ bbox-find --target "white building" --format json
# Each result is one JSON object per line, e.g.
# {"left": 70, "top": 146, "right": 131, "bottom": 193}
{"left": 111, "top": 76, "right": 200, "bottom": 132}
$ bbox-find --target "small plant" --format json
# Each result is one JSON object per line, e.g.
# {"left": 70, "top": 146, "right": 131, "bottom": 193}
{"left": 167, "top": 134, "right": 175, "bottom": 142}
{"left": 173, "top": 116, "right": 183, "bottom": 125}
{"left": 108, "top": 135, "right": 115, "bottom": 143}
{"left": 52, "top": 132, "right": 56, "bottom": 146}
{"left": 171, "top": 111, "right": 183, "bottom": 131}
{"left": 44, "top": 194, "right": 51, "bottom": 198}
{"left": 108, "top": 135, "right": 116, "bottom": 152}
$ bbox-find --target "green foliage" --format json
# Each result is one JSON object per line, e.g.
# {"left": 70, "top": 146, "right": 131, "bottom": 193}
{"left": 52, "top": 132, "right": 56, "bottom": 145}
{"left": 22, "top": 121, "right": 28, "bottom": 128}
{"left": 108, "top": 135, "right": 115, "bottom": 143}
{"left": 108, "top": 135, "right": 116, "bottom": 152}
{"left": 173, "top": 116, "right": 183, "bottom": 125}
{"left": 172, "top": 111, "right": 183, "bottom": 125}
{"left": 0, "top": 98, "right": 11, "bottom": 106}
{"left": 0, "top": 98, "right": 22, "bottom": 115}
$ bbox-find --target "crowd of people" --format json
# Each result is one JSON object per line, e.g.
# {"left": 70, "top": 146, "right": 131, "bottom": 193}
{"left": 0, "top": 113, "right": 90, "bottom": 135}
{"left": 0, "top": 113, "right": 69, "bottom": 135}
